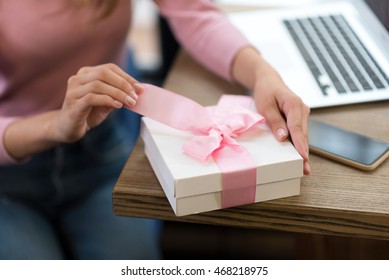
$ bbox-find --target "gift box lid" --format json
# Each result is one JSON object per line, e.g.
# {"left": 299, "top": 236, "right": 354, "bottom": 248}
{"left": 141, "top": 116, "right": 303, "bottom": 199}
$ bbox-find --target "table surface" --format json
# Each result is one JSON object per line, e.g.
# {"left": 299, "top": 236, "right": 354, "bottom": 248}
{"left": 113, "top": 50, "right": 389, "bottom": 241}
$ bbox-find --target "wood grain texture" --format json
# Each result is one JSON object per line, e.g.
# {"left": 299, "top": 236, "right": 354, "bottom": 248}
{"left": 113, "top": 51, "right": 389, "bottom": 241}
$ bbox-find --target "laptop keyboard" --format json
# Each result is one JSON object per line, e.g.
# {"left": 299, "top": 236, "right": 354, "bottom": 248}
{"left": 283, "top": 15, "right": 389, "bottom": 96}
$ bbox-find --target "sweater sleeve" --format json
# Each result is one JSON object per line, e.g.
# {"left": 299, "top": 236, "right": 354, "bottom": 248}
{"left": 156, "top": 0, "right": 251, "bottom": 82}
{"left": 0, "top": 117, "right": 18, "bottom": 165}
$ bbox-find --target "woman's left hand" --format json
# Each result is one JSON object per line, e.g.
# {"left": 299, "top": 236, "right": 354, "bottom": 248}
{"left": 232, "top": 47, "right": 311, "bottom": 175}
{"left": 252, "top": 61, "right": 311, "bottom": 175}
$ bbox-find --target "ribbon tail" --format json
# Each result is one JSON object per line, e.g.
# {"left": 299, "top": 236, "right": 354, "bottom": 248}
{"left": 128, "top": 83, "right": 213, "bottom": 133}
{"left": 213, "top": 145, "right": 257, "bottom": 208}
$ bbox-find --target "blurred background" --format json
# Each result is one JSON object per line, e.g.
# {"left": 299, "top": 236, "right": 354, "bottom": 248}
{"left": 128, "top": 0, "right": 160, "bottom": 74}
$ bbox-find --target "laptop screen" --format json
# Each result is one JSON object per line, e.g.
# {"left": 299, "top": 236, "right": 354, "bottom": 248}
{"left": 365, "top": 0, "right": 389, "bottom": 30}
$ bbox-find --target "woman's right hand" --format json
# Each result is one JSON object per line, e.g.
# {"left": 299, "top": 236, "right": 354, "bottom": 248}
{"left": 52, "top": 63, "right": 143, "bottom": 143}
{"left": 3, "top": 63, "right": 142, "bottom": 163}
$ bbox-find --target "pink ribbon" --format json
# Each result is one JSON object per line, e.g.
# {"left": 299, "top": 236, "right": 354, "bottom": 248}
{"left": 129, "top": 83, "right": 265, "bottom": 208}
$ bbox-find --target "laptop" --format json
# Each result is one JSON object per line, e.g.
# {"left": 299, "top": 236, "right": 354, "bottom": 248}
{"left": 228, "top": 0, "right": 389, "bottom": 108}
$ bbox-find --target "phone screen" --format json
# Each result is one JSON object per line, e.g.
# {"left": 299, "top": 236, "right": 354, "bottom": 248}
{"left": 308, "top": 118, "right": 389, "bottom": 170}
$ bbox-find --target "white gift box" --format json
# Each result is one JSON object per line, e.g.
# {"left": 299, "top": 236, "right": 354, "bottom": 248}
{"left": 141, "top": 114, "right": 303, "bottom": 216}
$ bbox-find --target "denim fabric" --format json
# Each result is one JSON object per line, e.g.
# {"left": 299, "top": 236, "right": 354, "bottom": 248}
{"left": 0, "top": 110, "right": 161, "bottom": 259}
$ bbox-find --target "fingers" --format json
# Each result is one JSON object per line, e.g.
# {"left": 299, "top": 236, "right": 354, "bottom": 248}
{"left": 261, "top": 101, "right": 289, "bottom": 141}
{"left": 281, "top": 95, "right": 311, "bottom": 175}
{"left": 73, "top": 63, "right": 143, "bottom": 107}
{"left": 58, "top": 63, "right": 143, "bottom": 144}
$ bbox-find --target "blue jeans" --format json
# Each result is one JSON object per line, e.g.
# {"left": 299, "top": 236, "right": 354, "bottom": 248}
{"left": 0, "top": 110, "right": 161, "bottom": 259}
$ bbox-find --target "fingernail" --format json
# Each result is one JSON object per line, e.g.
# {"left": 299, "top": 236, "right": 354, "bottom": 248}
{"left": 277, "top": 128, "right": 287, "bottom": 139}
{"left": 130, "top": 90, "right": 138, "bottom": 100}
{"left": 126, "top": 96, "right": 136, "bottom": 106}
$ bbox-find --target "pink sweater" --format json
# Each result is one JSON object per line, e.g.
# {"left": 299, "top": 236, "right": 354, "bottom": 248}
{"left": 0, "top": 0, "right": 250, "bottom": 164}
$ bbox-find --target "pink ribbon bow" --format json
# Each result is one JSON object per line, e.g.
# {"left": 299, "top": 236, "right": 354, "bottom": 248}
{"left": 129, "top": 84, "right": 265, "bottom": 208}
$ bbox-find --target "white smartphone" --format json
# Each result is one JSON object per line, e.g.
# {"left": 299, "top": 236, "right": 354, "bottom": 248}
{"left": 308, "top": 118, "right": 389, "bottom": 171}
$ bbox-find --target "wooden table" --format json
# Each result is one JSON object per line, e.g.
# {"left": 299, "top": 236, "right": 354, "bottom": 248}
{"left": 113, "top": 50, "right": 389, "bottom": 241}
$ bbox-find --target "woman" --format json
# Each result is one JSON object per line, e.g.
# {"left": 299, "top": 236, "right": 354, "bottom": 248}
{"left": 0, "top": 0, "right": 310, "bottom": 259}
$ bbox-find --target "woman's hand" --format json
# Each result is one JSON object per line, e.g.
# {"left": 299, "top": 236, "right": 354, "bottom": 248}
{"left": 52, "top": 63, "right": 143, "bottom": 143}
{"left": 252, "top": 60, "right": 311, "bottom": 175}
{"left": 232, "top": 47, "right": 311, "bottom": 175}
{"left": 4, "top": 63, "right": 142, "bottom": 162}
